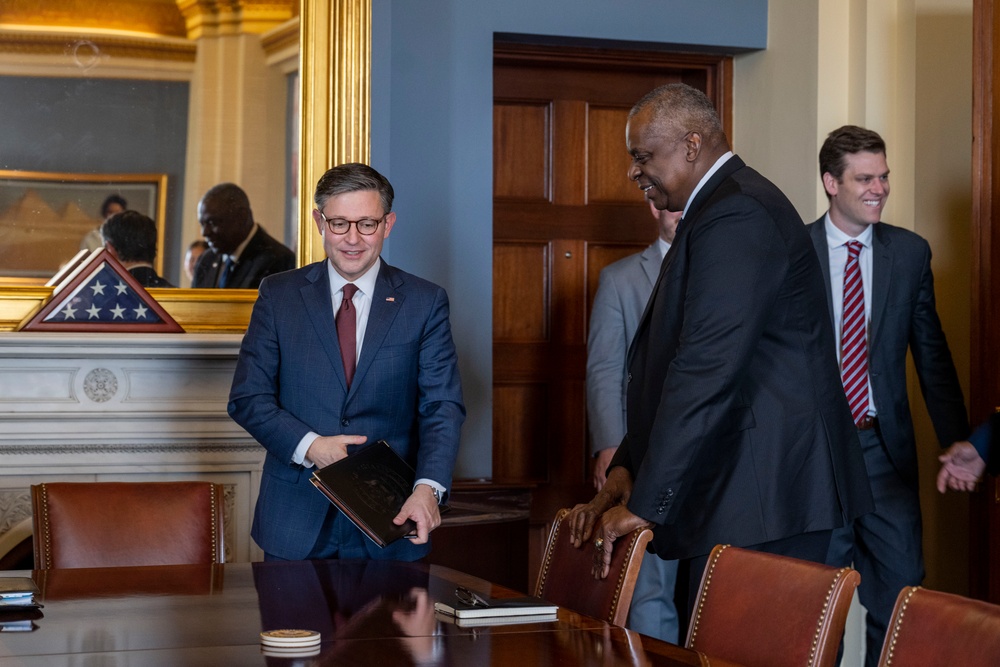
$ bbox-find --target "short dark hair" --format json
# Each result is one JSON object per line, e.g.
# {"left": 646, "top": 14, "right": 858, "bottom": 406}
{"left": 629, "top": 83, "right": 724, "bottom": 144}
{"left": 100, "top": 194, "right": 128, "bottom": 218}
{"left": 314, "top": 163, "right": 394, "bottom": 214}
{"left": 101, "top": 210, "right": 158, "bottom": 263}
{"left": 819, "top": 125, "right": 887, "bottom": 181}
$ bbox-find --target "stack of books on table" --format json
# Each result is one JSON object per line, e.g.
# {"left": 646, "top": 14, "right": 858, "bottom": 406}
{"left": 433, "top": 587, "right": 558, "bottom": 628}
{"left": 0, "top": 577, "right": 42, "bottom": 632}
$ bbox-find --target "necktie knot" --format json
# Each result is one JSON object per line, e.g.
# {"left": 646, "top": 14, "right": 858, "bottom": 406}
{"left": 846, "top": 240, "right": 863, "bottom": 259}
{"left": 342, "top": 283, "right": 359, "bottom": 305}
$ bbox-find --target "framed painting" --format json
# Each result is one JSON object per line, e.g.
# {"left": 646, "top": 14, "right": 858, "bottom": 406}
{"left": 0, "top": 170, "right": 167, "bottom": 285}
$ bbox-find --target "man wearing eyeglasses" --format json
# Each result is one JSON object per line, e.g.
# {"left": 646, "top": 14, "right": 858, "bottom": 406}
{"left": 192, "top": 182, "right": 295, "bottom": 289}
{"left": 229, "top": 163, "right": 465, "bottom": 562}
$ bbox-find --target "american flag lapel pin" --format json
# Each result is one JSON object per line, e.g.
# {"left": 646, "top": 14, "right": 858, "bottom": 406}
{"left": 386, "top": 297, "right": 395, "bottom": 302}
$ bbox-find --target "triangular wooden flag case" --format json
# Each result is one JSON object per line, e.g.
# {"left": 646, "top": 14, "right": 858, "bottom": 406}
{"left": 18, "top": 248, "right": 183, "bottom": 333}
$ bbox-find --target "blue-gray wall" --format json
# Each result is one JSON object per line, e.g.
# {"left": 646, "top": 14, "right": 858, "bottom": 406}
{"left": 370, "top": 0, "right": 768, "bottom": 479}
{"left": 0, "top": 76, "right": 189, "bottom": 283}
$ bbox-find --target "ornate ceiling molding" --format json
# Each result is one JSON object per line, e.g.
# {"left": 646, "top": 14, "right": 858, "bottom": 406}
{"left": 175, "top": 0, "right": 296, "bottom": 40}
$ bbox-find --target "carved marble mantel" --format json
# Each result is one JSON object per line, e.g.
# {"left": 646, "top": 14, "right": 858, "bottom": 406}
{"left": 0, "top": 332, "right": 263, "bottom": 562}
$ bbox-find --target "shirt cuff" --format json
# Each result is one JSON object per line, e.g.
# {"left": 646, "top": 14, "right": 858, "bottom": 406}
{"left": 968, "top": 421, "right": 993, "bottom": 463}
{"left": 293, "top": 432, "right": 320, "bottom": 468}
{"left": 414, "top": 478, "right": 446, "bottom": 504}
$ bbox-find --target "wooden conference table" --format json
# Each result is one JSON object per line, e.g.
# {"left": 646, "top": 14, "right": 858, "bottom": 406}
{"left": 0, "top": 560, "right": 710, "bottom": 666}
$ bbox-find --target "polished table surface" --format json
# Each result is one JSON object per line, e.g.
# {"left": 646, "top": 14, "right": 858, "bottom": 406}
{"left": 0, "top": 560, "right": 710, "bottom": 666}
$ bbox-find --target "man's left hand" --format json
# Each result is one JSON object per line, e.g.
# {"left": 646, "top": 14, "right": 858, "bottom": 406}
{"left": 393, "top": 484, "right": 441, "bottom": 544}
{"left": 591, "top": 505, "right": 653, "bottom": 580}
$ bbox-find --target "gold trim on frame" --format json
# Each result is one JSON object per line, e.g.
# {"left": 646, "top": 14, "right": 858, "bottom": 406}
{"left": 298, "top": 0, "right": 371, "bottom": 267}
{"left": 0, "top": 0, "right": 371, "bottom": 333}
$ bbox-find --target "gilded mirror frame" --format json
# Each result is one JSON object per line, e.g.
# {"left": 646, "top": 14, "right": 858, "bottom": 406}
{"left": 0, "top": 0, "right": 371, "bottom": 333}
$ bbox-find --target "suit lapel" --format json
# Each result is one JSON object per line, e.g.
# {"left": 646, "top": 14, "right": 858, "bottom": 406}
{"left": 809, "top": 220, "right": 836, "bottom": 329}
{"left": 640, "top": 243, "right": 661, "bottom": 288}
{"left": 351, "top": 263, "right": 404, "bottom": 392}
{"left": 301, "top": 262, "right": 348, "bottom": 390}
{"left": 628, "top": 156, "right": 744, "bottom": 367}
{"left": 683, "top": 154, "right": 745, "bottom": 224}
{"left": 869, "top": 223, "right": 892, "bottom": 346}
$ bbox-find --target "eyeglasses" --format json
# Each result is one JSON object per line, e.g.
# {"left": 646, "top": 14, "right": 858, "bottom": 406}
{"left": 317, "top": 211, "right": 386, "bottom": 235}
{"left": 454, "top": 586, "right": 490, "bottom": 608}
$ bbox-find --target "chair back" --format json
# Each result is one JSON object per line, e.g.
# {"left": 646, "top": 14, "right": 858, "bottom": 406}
{"left": 534, "top": 508, "right": 653, "bottom": 625}
{"left": 686, "top": 544, "right": 859, "bottom": 667}
{"left": 878, "top": 586, "right": 1000, "bottom": 666}
{"left": 32, "top": 481, "right": 225, "bottom": 569}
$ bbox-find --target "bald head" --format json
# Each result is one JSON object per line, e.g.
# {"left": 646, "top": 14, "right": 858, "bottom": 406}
{"left": 198, "top": 183, "right": 254, "bottom": 255}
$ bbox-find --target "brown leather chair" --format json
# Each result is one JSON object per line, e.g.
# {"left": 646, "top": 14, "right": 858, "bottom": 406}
{"left": 31, "top": 481, "right": 225, "bottom": 569}
{"left": 877, "top": 586, "right": 1000, "bottom": 666}
{"left": 534, "top": 507, "right": 653, "bottom": 626}
{"left": 686, "top": 544, "right": 860, "bottom": 667}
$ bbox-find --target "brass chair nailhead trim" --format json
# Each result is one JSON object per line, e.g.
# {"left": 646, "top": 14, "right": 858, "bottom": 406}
{"left": 687, "top": 544, "right": 729, "bottom": 647}
{"left": 536, "top": 509, "right": 643, "bottom": 624}
{"left": 882, "top": 586, "right": 919, "bottom": 666}
{"left": 807, "top": 567, "right": 851, "bottom": 666}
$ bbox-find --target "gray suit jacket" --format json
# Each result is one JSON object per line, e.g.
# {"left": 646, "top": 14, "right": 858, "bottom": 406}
{"left": 587, "top": 243, "right": 661, "bottom": 454}
{"left": 808, "top": 218, "right": 969, "bottom": 488}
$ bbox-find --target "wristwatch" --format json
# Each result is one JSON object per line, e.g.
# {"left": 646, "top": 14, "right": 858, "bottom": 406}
{"left": 423, "top": 484, "right": 442, "bottom": 505}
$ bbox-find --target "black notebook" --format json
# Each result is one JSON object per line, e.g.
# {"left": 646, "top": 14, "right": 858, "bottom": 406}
{"left": 433, "top": 590, "right": 558, "bottom": 620}
{"left": 310, "top": 440, "right": 418, "bottom": 547}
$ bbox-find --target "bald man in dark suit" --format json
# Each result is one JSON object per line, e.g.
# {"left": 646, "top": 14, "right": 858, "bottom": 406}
{"left": 567, "top": 84, "right": 874, "bottom": 629}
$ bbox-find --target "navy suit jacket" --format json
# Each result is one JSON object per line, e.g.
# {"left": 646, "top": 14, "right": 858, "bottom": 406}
{"left": 808, "top": 218, "right": 969, "bottom": 488}
{"left": 229, "top": 259, "right": 465, "bottom": 560}
{"left": 611, "top": 155, "right": 874, "bottom": 560}
{"left": 587, "top": 242, "right": 661, "bottom": 454}
{"left": 193, "top": 225, "right": 295, "bottom": 289}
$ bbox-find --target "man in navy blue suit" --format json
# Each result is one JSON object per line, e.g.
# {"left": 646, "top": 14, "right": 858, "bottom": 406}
{"left": 229, "top": 163, "right": 465, "bottom": 562}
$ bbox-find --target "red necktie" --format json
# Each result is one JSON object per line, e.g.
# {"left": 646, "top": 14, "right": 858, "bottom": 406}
{"left": 337, "top": 284, "right": 359, "bottom": 387}
{"left": 840, "top": 241, "right": 869, "bottom": 425}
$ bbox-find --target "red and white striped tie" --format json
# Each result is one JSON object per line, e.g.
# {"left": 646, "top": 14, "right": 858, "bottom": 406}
{"left": 840, "top": 241, "right": 869, "bottom": 425}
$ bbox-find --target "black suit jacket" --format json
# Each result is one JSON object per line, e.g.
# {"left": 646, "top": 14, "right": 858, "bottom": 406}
{"left": 611, "top": 155, "right": 874, "bottom": 560}
{"left": 193, "top": 226, "right": 295, "bottom": 289}
{"left": 128, "top": 266, "right": 174, "bottom": 288}
{"left": 808, "top": 218, "right": 969, "bottom": 488}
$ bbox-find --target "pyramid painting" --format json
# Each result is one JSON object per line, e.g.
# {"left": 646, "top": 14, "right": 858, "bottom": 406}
{"left": 0, "top": 189, "right": 101, "bottom": 279}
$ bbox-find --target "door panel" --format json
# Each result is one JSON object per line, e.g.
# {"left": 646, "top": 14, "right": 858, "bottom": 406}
{"left": 492, "top": 41, "right": 733, "bottom": 572}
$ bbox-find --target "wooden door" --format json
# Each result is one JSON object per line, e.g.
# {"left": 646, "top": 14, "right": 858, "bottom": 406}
{"left": 491, "top": 41, "right": 733, "bottom": 563}
{"left": 970, "top": 0, "right": 1000, "bottom": 603}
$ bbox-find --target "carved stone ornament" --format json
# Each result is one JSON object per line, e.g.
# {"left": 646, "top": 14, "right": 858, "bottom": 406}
{"left": 83, "top": 368, "right": 119, "bottom": 403}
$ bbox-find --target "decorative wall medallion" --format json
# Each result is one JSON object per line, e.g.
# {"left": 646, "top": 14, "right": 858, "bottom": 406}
{"left": 83, "top": 368, "right": 118, "bottom": 402}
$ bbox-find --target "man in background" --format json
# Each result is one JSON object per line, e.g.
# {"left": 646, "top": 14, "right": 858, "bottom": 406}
{"left": 101, "top": 210, "right": 173, "bottom": 287}
{"left": 586, "top": 199, "right": 681, "bottom": 642}
{"left": 808, "top": 125, "right": 970, "bottom": 667}
{"left": 229, "top": 163, "right": 464, "bottom": 562}
{"left": 184, "top": 239, "right": 208, "bottom": 285}
{"left": 192, "top": 183, "right": 294, "bottom": 289}
{"left": 568, "top": 84, "right": 873, "bottom": 630}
